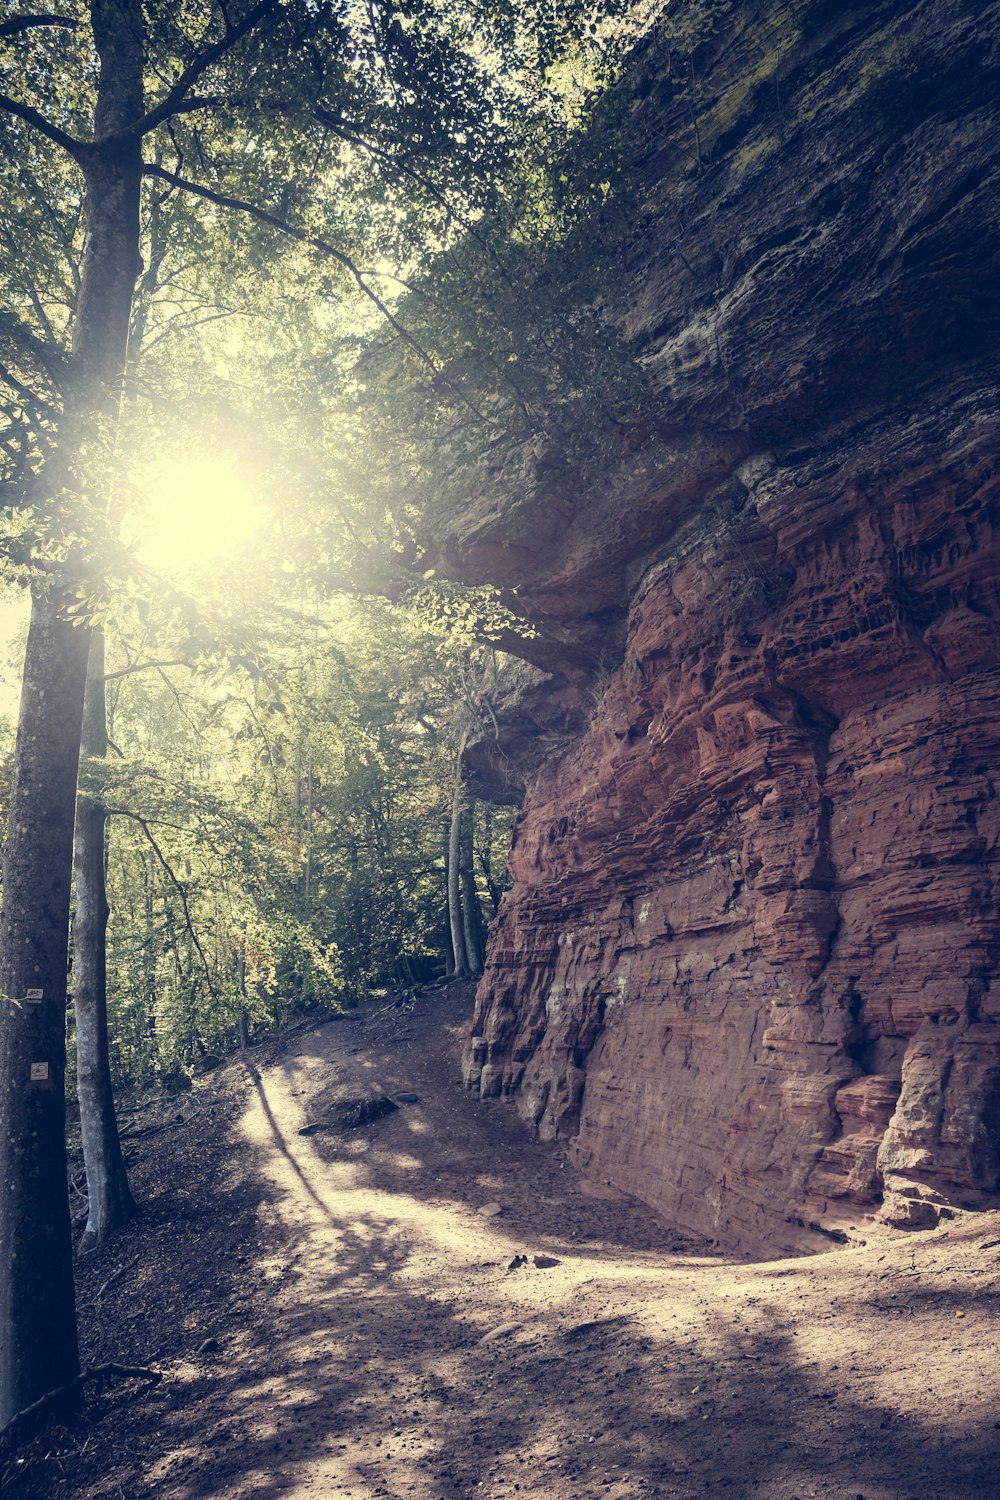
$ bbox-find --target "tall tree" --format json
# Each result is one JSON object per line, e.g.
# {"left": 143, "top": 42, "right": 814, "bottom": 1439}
{"left": 460, "top": 802, "right": 486, "bottom": 975}
{"left": 0, "top": 0, "right": 310, "bottom": 1421}
{"left": 0, "top": 0, "right": 642, "bottom": 1419}
{"left": 0, "top": 588, "right": 89, "bottom": 1424}
{"left": 0, "top": 0, "right": 145, "bottom": 1422}
{"left": 73, "top": 631, "right": 136, "bottom": 1253}
{"left": 447, "top": 724, "right": 472, "bottom": 977}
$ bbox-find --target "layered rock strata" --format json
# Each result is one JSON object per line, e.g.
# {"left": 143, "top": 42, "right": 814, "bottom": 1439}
{"left": 442, "top": 0, "right": 1000, "bottom": 1254}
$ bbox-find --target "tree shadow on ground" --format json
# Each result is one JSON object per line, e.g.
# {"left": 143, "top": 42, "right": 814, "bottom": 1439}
{"left": 15, "top": 994, "right": 1000, "bottom": 1500}
{"left": 123, "top": 1033, "right": 1000, "bottom": 1500}
{"left": 135, "top": 1232, "right": 1000, "bottom": 1500}
{"left": 273, "top": 1016, "right": 699, "bottom": 1264}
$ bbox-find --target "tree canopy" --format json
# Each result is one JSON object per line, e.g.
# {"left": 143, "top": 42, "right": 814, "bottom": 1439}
{"left": 0, "top": 0, "right": 660, "bottom": 1432}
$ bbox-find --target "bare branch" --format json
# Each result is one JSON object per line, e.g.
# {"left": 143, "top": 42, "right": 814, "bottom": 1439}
{"left": 146, "top": 92, "right": 226, "bottom": 119}
{"left": 0, "top": 89, "right": 87, "bottom": 159}
{"left": 0, "top": 360, "right": 58, "bottom": 415}
{"left": 141, "top": 162, "right": 492, "bottom": 423}
{"left": 0, "top": 14, "right": 78, "bottom": 40}
{"left": 140, "top": 307, "right": 244, "bottom": 354}
{"left": 101, "top": 658, "right": 195, "bottom": 684}
{"left": 154, "top": 664, "right": 203, "bottom": 738}
{"left": 110, "top": 809, "right": 218, "bottom": 1000}
{"left": 0, "top": 1362, "right": 159, "bottom": 1460}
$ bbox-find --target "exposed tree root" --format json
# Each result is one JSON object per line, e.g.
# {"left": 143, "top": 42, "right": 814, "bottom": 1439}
{"left": 0, "top": 1362, "right": 161, "bottom": 1461}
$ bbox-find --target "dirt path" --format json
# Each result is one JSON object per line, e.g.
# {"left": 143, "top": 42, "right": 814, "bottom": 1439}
{"left": 22, "top": 985, "right": 1000, "bottom": 1499}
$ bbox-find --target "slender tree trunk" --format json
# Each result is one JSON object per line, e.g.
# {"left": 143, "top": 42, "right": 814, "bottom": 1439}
{"left": 441, "top": 816, "right": 453, "bottom": 975}
{"left": 303, "top": 754, "right": 314, "bottom": 901}
{"left": 236, "top": 903, "right": 249, "bottom": 1047}
{"left": 0, "top": 594, "right": 90, "bottom": 1423}
{"left": 477, "top": 803, "right": 502, "bottom": 916}
{"left": 144, "top": 847, "right": 158, "bottom": 1070}
{"left": 460, "top": 804, "right": 485, "bottom": 975}
{"left": 74, "top": 632, "right": 136, "bottom": 1253}
{"left": 447, "top": 728, "right": 471, "bottom": 978}
{"left": 0, "top": 0, "right": 144, "bottom": 1422}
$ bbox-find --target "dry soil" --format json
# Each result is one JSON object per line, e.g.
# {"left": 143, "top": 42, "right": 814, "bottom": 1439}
{"left": 7, "top": 982, "right": 1000, "bottom": 1499}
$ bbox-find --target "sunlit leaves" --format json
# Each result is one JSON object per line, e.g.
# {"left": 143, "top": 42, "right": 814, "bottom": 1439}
{"left": 77, "top": 586, "right": 513, "bottom": 1082}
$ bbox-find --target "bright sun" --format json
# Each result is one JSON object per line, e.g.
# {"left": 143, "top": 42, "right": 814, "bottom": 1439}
{"left": 129, "top": 454, "right": 266, "bottom": 582}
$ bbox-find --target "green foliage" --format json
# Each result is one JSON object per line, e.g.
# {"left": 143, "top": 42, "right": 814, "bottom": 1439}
{"left": 404, "top": 580, "right": 537, "bottom": 645}
{"left": 0, "top": 0, "right": 658, "bottom": 1091}
{"left": 61, "top": 591, "right": 511, "bottom": 1087}
{"left": 0, "top": 0, "right": 663, "bottom": 590}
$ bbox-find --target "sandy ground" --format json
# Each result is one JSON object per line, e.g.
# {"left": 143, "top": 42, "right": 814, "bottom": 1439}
{"left": 10, "top": 983, "right": 1000, "bottom": 1499}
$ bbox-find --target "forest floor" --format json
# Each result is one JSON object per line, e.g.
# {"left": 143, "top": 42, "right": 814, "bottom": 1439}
{"left": 8, "top": 981, "right": 1000, "bottom": 1500}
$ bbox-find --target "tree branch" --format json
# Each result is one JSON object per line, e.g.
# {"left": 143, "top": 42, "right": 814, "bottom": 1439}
{"left": 101, "top": 658, "right": 194, "bottom": 683}
{"left": 0, "top": 14, "right": 77, "bottom": 40}
{"left": 110, "top": 0, "right": 280, "bottom": 141}
{"left": 0, "top": 1362, "right": 159, "bottom": 1460}
{"left": 141, "top": 163, "right": 491, "bottom": 422}
{"left": 154, "top": 663, "right": 203, "bottom": 738}
{"left": 141, "top": 306, "right": 244, "bottom": 354}
{"left": 0, "top": 135, "right": 83, "bottom": 294}
{"left": 0, "top": 360, "right": 58, "bottom": 415}
{"left": 143, "top": 92, "right": 227, "bottom": 119}
{"left": 109, "top": 809, "right": 218, "bottom": 1001}
{"left": 312, "top": 107, "right": 513, "bottom": 285}
{"left": 0, "top": 90, "right": 87, "bottom": 159}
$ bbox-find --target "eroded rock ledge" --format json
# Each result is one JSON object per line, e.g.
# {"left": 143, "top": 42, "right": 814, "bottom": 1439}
{"left": 431, "top": 0, "right": 1000, "bottom": 1255}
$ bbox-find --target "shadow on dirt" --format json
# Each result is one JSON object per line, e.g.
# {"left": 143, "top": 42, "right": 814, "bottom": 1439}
{"left": 112, "top": 1219, "right": 1000, "bottom": 1500}
{"left": 9, "top": 988, "right": 1000, "bottom": 1500}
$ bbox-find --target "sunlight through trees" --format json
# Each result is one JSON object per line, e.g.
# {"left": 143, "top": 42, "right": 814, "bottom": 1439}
{"left": 0, "top": 0, "right": 653, "bottom": 1429}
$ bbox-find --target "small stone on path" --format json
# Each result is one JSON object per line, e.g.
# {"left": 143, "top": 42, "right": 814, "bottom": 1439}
{"left": 477, "top": 1202, "right": 503, "bottom": 1218}
{"left": 480, "top": 1321, "right": 523, "bottom": 1344}
{"left": 331, "top": 1095, "right": 398, "bottom": 1129}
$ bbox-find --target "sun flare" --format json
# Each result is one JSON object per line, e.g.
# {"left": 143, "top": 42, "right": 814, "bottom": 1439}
{"left": 130, "top": 454, "right": 266, "bottom": 582}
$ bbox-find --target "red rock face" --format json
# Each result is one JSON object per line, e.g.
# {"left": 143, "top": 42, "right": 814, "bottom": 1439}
{"left": 464, "top": 418, "right": 1000, "bottom": 1254}
{"left": 445, "top": 0, "right": 1000, "bottom": 1253}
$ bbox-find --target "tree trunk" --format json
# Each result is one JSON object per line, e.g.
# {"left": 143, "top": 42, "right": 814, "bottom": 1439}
{"left": 144, "top": 847, "right": 158, "bottom": 1069}
{"left": 74, "top": 632, "right": 136, "bottom": 1254}
{"left": 477, "top": 803, "right": 503, "bottom": 916}
{"left": 0, "top": 593, "right": 90, "bottom": 1423}
{"left": 447, "top": 728, "right": 471, "bottom": 978}
{"left": 441, "top": 816, "right": 454, "bottom": 975}
{"left": 0, "top": 0, "right": 144, "bottom": 1423}
{"left": 236, "top": 904, "right": 250, "bottom": 1048}
{"left": 460, "top": 804, "right": 485, "bottom": 975}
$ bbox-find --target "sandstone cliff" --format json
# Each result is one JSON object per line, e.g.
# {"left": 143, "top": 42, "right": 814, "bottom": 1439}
{"left": 432, "top": 0, "right": 1000, "bottom": 1254}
